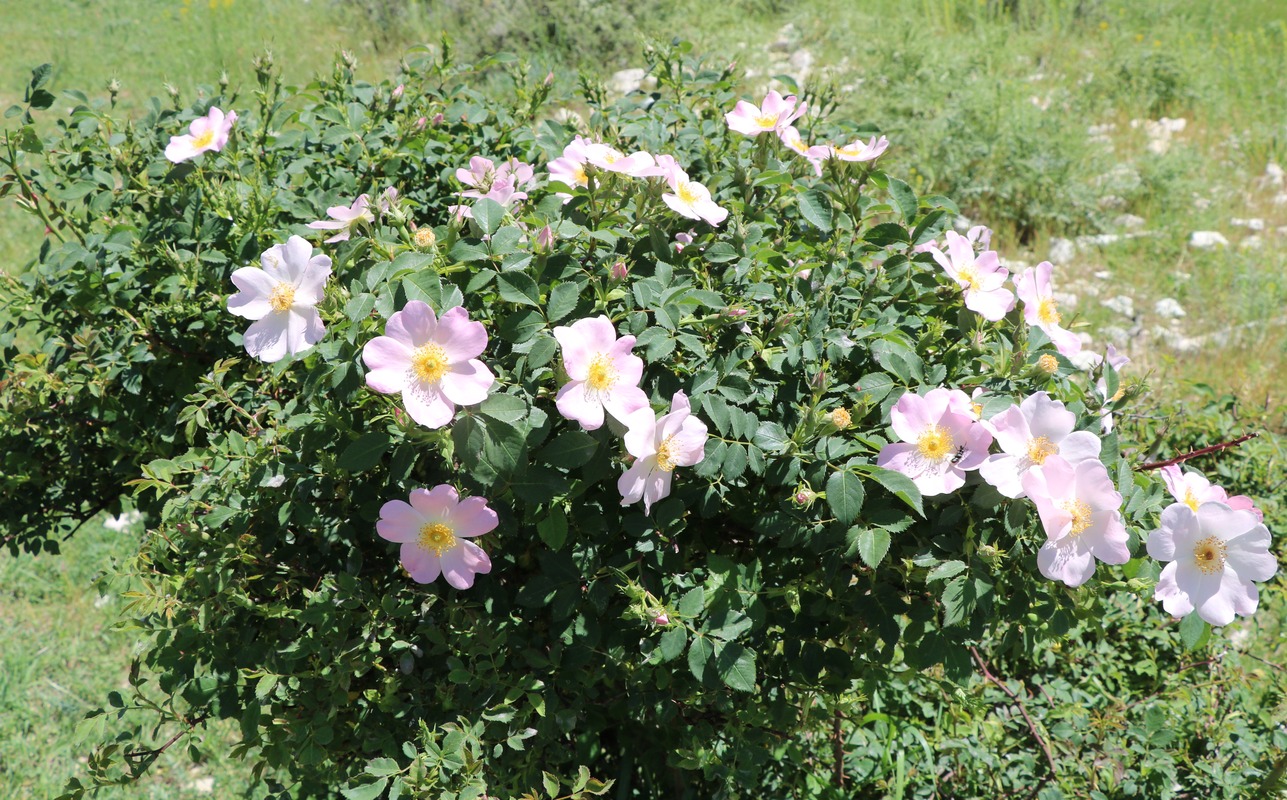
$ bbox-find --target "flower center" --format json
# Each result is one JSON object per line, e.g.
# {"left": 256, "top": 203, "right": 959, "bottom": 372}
{"left": 1183, "top": 488, "right": 1201, "bottom": 513}
{"left": 1026, "top": 436, "right": 1058, "bottom": 465}
{"left": 411, "top": 343, "right": 449, "bottom": 384}
{"left": 916, "top": 425, "right": 955, "bottom": 462}
{"left": 269, "top": 284, "right": 295, "bottom": 312}
{"left": 1059, "top": 498, "right": 1093, "bottom": 536}
{"left": 603, "top": 150, "right": 622, "bottom": 164}
{"left": 836, "top": 143, "right": 861, "bottom": 158}
{"left": 1192, "top": 535, "right": 1227, "bottom": 574}
{"left": 191, "top": 128, "right": 216, "bottom": 150}
{"left": 756, "top": 112, "right": 779, "bottom": 130}
{"left": 957, "top": 266, "right": 981, "bottom": 291}
{"left": 656, "top": 435, "right": 677, "bottom": 472}
{"left": 573, "top": 165, "right": 589, "bottom": 186}
{"left": 677, "top": 182, "right": 702, "bottom": 206}
{"left": 586, "top": 353, "right": 616, "bottom": 392}
{"left": 1037, "top": 297, "right": 1061, "bottom": 326}
{"left": 418, "top": 521, "right": 457, "bottom": 556}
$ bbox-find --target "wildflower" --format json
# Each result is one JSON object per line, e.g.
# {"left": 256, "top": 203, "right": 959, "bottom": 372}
{"left": 618, "top": 391, "right": 709, "bottom": 513}
{"left": 164, "top": 106, "right": 237, "bottom": 163}
{"left": 978, "top": 391, "right": 1102, "bottom": 498}
{"left": 875, "top": 387, "right": 993, "bottom": 496}
{"left": 929, "top": 231, "right": 1016, "bottom": 321}
{"left": 307, "top": 194, "right": 374, "bottom": 243}
{"left": 1160, "top": 465, "right": 1262, "bottom": 521}
{"left": 362, "top": 301, "right": 495, "bottom": 429}
{"left": 662, "top": 169, "right": 728, "bottom": 227}
{"left": 779, "top": 126, "right": 829, "bottom": 176}
{"left": 552, "top": 316, "right": 650, "bottom": 430}
{"left": 535, "top": 224, "right": 556, "bottom": 252}
{"left": 226, "top": 235, "right": 331, "bottom": 362}
{"left": 724, "top": 90, "right": 806, "bottom": 136}
{"left": 609, "top": 261, "right": 629, "bottom": 280}
{"left": 377, "top": 485, "right": 497, "bottom": 589}
{"left": 829, "top": 135, "right": 889, "bottom": 162}
{"left": 1015, "top": 261, "right": 1081, "bottom": 357}
{"left": 1022, "top": 456, "right": 1130, "bottom": 587}
{"left": 456, "top": 155, "right": 536, "bottom": 211}
{"left": 1148, "top": 502, "right": 1277, "bottom": 625}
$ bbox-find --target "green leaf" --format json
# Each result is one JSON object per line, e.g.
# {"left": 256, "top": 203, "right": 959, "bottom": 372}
{"left": 545, "top": 281, "right": 582, "bottom": 323}
{"left": 344, "top": 292, "right": 376, "bottom": 322}
{"left": 678, "top": 586, "right": 705, "bottom": 618}
{"left": 887, "top": 177, "right": 919, "bottom": 224}
{"left": 714, "top": 642, "right": 757, "bottom": 692}
{"left": 478, "top": 393, "right": 529, "bottom": 425}
{"left": 28, "top": 89, "right": 55, "bottom": 110}
{"left": 752, "top": 421, "right": 790, "bottom": 453}
{"left": 537, "top": 430, "right": 598, "bottom": 469}
{"left": 798, "top": 188, "right": 833, "bottom": 232}
{"left": 497, "top": 271, "right": 542, "bottom": 307}
{"left": 481, "top": 418, "right": 527, "bottom": 476}
{"left": 341, "top": 778, "right": 388, "bottom": 800}
{"left": 825, "top": 471, "right": 865, "bottom": 525}
{"left": 863, "top": 222, "right": 910, "bottom": 247}
{"left": 471, "top": 198, "right": 505, "bottom": 235}
{"left": 542, "top": 772, "right": 560, "bottom": 799}
{"left": 537, "top": 507, "right": 568, "bottom": 550}
{"left": 927, "top": 560, "right": 967, "bottom": 583}
{"left": 338, "top": 432, "right": 391, "bottom": 473}
{"left": 704, "top": 242, "right": 739, "bottom": 263}
{"left": 687, "top": 636, "right": 714, "bottom": 682}
{"left": 1179, "top": 613, "right": 1209, "bottom": 651}
{"left": 658, "top": 626, "right": 687, "bottom": 662}
{"left": 365, "top": 757, "right": 401, "bottom": 778}
{"left": 849, "top": 527, "right": 891, "bottom": 568}
{"left": 855, "top": 465, "right": 924, "bottom": 517}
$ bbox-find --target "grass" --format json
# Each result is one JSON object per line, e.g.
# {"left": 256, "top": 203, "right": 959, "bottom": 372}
{"left": 0, "top": 516, "right": 253, "bottom": 798}
{"left": 3, "top": 0, "right": 1287, "bottom": 795}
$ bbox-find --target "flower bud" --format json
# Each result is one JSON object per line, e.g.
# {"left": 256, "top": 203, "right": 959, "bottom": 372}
{"left": 431, "top": 112, "right": 444, "bottom": 126}
{"left": 414, "top": 116, "right": 427, "bottom": 131}
{"left": 392, "top": 83, "right": 405, "bottom": 100}
{"left": 535, "top": 224, "right": 556, "bottom": 252}
{"left": 341, "top": 50, "right": 357, "bottom": 70}
{"left": 609, "top": 261, "right": 629, "bottom": 281}
{"left": 723, "top": 307, "right": 749, "bottom": 318}
{"left": 651, "top": 611, "right": 670, "bottom": 626}
{"left": 544, "top": 70, "right": 555, "bottom": 86}
{"left": 792, "top": 487, "right": 817, "bottom": 508}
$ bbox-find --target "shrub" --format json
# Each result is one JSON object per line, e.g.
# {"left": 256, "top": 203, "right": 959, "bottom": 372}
{"left": 2, "top": 42, "right": 1283, "bottom": 799}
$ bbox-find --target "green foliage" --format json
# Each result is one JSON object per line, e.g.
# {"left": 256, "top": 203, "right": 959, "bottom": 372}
{"left": 2, "top": 42, "right": 1285, "bottom": 800}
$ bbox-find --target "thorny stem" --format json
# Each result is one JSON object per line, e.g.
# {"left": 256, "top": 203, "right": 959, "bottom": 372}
{"left": 1137, "top": 433, "right": 1259, "bottom": 471}
{"left": 969, "top": 646, "right": 1058, "bottom": 792}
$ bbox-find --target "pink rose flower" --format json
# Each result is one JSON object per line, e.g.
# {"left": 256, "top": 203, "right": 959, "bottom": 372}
{"left": 978, "top": 391, "right": 1102, "bottom": 498}
{"left": 377, "top": 485, "right": 498, "bottom": 588}
{"left": 724, "top": 90, "right": 806, "bottom": 137}
{"left": 307, "top": 194, "right": 374, "bottom": 243}
{"left": 829, "top": 135, "right": 889, "bottom": 162}
{"left": 618, "top": 391, "right": 709, "bottom": 513}
{"left": 552, "top": 316, "right": 650, "bottom": 430}
{"left": 875, "top": 387, "right": 993, "bottom": 496}
{"left": 362, "top": 301, "right": 495, "bottom": 429}
{"left": 164, "top": 106, "right": 237, "bottom": 163}
{"left": 1022, "top": 456, "right": 1130, "bottom": 587}
{"left": 1160, "top": 465, "right": 1262, "bottom": 522}
{"left": 1148, "top": 502, "right": 1277, "bottom": 625}
{"left": 779, "top": 126, "right": 828, "bottom": 176}
{"left": 226, "top": 235, "right": 331, "bottom": 362}
{"left": 930, "top": 231, "right": 1016, "bottom": 321}
{"left": 1015, "top": 261, "right": 1082, "bottom": 357}
{"left": 662, "top": 169, "right": 728, "bottom": 227}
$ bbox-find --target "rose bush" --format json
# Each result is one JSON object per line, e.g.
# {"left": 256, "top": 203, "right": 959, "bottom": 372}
{"left": 2, "top": 44, "right": 1283, "bottom": 798}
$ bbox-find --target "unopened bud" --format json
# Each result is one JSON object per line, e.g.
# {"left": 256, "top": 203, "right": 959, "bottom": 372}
{"left": 106, "top": 78, "right": 121, "bottom": 97}
{"left": 535, "top": 224, "right": 555, "bottom": 252}
{"left": 414, "top": 116, "right": 427, "bottom": 131}
{"left": 413, "top": 227, "right": 437, "bottom": 249}
{"left": 610, "top": 261, "right": 629, "bottom": 281}
{"left": 392, "top": 83, "right": 405, "bottom": 100}
{"left": 651, "top": 612, "right": 670, "bottom": 626}
{"left": 544, "top": 71, "right": 554, "bottom": 86}
{"left": 792, "top": 487, "right": 817, "bottom": 508}
{"left": 219, "top": 70, "right": 229, "bottom": 91}
{"left": 431, "top": 112, "right": 444, "bottom": 126}
{"left": 163, "top": 82, "right": 180, "bottom": 100}
{"left": 724, "top": 307, "right": 749, "bottom": 318}
{"left": 341, "top": 50, "right": 357, "bottom": 69}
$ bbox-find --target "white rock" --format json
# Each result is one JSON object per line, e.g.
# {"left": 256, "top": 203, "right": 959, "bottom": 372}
{"left": 1087, "top": 123, "right": 1116, "bottom": 136}
{"left": 186, "top": 777, "right": 214, "bottom": 794}
{"left": 1188, "top": 231, "right": 1229, "bottom": 249}
{"left": 1154, "top": 298, "right": 1186, "bottom": 318}
{"left": 1099, "top": 325, "right": 1132, "bottom": 345}
{"left": 1147, "top": 137, "right": 1171, "bottom": 156}
{"left": 1077, "top": 233, "right": 1121, "bottom": 249}
{"left": 1162, "top": 332, "right": 1203, "bottom": 354}
{"left": 1098, "top": 194, "right": 1127, "bottom": 210}
{"left": 610, "top": 68, "right": 647, "bottom": 95}
{"left": 1115, "top": 214, "right": 1146, "bottom": 230}
{"left": 1172, "top": 270, "right": 1191, "bottom": 282}
{"left": 1240, "top": 235, "right": 1264, "bottom": 251}
{"left": 770, "top": 23, "right": 798, "bottom": 52}
{"left": 789, "top": 49, "right": 814, "bottom": 73}
{"left": 1160, "top": 116, "right": 1187, "bottom": 133}
{"left": 1102, "top": 295, "right": 1136, "bottom": 318}
{"left": 1263, "top": 162, "right": 1285, "bottom": 188}
{"left": 1049, "top": 237, "right": 1076, "bottom": 264}
{"left": 1093, "top": 270, "right": 1113, "bottom": 281}
{"left": 1231, "top": 217, "right": 1265, "bottom": 231}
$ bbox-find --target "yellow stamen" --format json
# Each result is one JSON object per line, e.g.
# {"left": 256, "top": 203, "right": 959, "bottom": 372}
{"left": 1037, "top": 354, "right": 1059, "bottom": 374}
{"left": 191, "top": 128, "right": 215, "bottom": 150}
{"left": 1026, "top": 436, "right": 1058, "bottom": 465}
{"left": 573, "top": 165, "right": 589, "bottom": 187}
{"left": 411, "top": 343, "right": 449, "bottom": 384}
{"left": 1037, "top": 297, "right": 1061, "bottom": 326}
{"left": 1192, "top": 535, "right": 1227, "bottom": 574}
{"left": 829, "top": 407, "right": 852, "bottom": 430}
{"left": 1183, "top": 488, "right": 1201, "bottom": 513}
{"left": 957, "top": 267, "right": 981, "bottom": 291}
{"left": 586, "top": 354, "right": 616, "bottom": 392}
{"left": 269, "top": 284, "right": 295, "bottom": 312}
{"left": 677, "top": 182, "right": 702, "bottom": 206}
{"left": 418, "top": 521, "right": 457, "bottom": 556}
{"left": 656, "top": 436, "right": 677, "bottom": 472}
{"left": 971, "top": 402, "right": 984, "bottom": 419}
{"left": 1059, "top": 498, "right": 1093, "bottom": 536}
{"left": 756, "top": 113, "right": 779, "bottom": 129}
{"left": 916, "top": 425, "right": 954, "bottom": 461}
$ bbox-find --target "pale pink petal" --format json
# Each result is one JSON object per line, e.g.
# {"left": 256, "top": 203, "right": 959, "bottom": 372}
{"left": 227, "top": 268, "right": 278, "bottom": 319}
{"left": 400, "top": 543, "right": 442, "bottom": 584}
{"left": 438, "top": 360, "right": 494, "bottom": 406}
{"left": 622, "top": 408, "right": 659, "bottom": 460}
{"left": 603, "top": 384, "right": 650, "bottom": 425}
{"left": 642, "top": 468, "right": 673, "bottom": 513}
{"left": 387, "top": 301, "right": 438, "bottom": 348}
{"left": 402, "top": 381, "right": 456, "bottom": 428}
{"left": 242, "top": 313, "right": 290, "bottom": 362}
{"left": 450, "top": 497, "right": 499, "bottom": 538}
{"left": 434, "top": 306, "right": 489, "bottom": 361}
{"left": 1037, "top": 541, "right": 1097, "bottom": 587}
{"left": 362, "top": 337, "right": 412, "bottom": 394}
{"left": 440, "top": 542, "right": 489, "bottom": 589}
{"left": 285, "top": 308, "right": 323, "bottom": 356}
{"left": 618, "top": 459, "right": 652, "bottom": 506}
{"left": 409, "top": 485, "right": 458, "bottom": 517}
{"left": 376, "top": 499, "right": 420, "bottom": 542}
{"left": 555, "top": 382, "right": 606, "bottom": 430}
